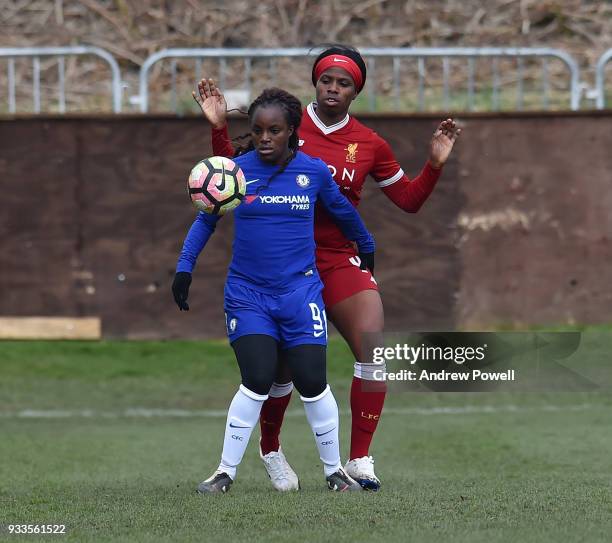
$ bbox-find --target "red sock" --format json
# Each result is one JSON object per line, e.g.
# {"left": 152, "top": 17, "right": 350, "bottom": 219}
{"left": 259, "top": 388, "right": 292, "bottom": 455}
{"left": 350, "top": 375, "right": 386, "bottom": 460}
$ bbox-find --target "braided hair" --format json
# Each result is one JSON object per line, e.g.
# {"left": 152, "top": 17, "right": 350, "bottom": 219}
{"left": 234, "top": 88, "right": 303, "bottom": 193}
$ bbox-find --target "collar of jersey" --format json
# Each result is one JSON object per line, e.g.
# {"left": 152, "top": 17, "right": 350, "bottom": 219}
{"left": 307, "top": 102, "right": 350, "bottom": 135}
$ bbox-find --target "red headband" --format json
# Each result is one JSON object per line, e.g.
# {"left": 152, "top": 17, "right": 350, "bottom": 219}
{"left": 314, "top": 54, "right": 364, "bottom": 92}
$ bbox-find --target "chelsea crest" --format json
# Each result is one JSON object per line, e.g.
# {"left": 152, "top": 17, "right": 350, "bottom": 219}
{"left": 296, "top": 174, "right": 310, "bottom": 188}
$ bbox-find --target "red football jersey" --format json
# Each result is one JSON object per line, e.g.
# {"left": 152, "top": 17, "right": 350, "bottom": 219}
{"left": 210, "top": 102, "right": 442, "bottom": 252}
{"left": 300, "top": 102, "right": 405, "bottom": 250}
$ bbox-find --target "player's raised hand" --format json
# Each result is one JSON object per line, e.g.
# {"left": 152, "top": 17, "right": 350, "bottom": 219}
{"left": 429, "top": 118, "right": 461, "bottom": 169}
{"left": 192, "top": 78, "right": 227, "bottom": 129}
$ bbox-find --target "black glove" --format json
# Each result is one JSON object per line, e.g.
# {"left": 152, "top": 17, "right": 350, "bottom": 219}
{"left": 358, "top": 251, "right": 375, "bottom": 274}
{"left": 172, "top": 272, "right": 192, "bottom": 311}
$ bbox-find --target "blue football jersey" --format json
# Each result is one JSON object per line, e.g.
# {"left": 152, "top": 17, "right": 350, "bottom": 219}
{"left": 177, "top": 150, "right": 374, "bottom": 293}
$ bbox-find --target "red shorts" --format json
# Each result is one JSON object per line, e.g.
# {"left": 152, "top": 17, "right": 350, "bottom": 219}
{"left": 316, "top": 247, "right": 379, "bottom": 308}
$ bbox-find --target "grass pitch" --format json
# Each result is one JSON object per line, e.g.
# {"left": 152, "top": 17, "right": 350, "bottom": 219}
{"left": 1, "top": 337, "right": 611, "bottom": 542}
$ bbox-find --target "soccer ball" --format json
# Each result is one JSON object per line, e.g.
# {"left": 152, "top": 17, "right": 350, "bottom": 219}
{"left": 188, "top": 156, "right": 246, "bottom": 215}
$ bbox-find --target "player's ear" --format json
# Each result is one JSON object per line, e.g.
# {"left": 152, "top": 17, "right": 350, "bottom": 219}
{"left": 288, "top": 125, "right": 294, "bottom": 136}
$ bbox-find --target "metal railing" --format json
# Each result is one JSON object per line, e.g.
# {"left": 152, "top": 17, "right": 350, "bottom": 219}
{"left": 595, "top": 48, "right": 612, "bottom": 109}
{"left": 136, "top": 47, "right": 582, "bottom": 113}
{"left": 7, "top": 46, "right": 612, "bottom": 114}
{"left": 0, "top": 46, "right": 122, "bottom": 113}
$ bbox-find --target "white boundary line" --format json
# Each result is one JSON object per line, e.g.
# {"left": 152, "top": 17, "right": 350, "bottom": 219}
{"left": 0, "top": 404, "right": 601, "bottom": 419}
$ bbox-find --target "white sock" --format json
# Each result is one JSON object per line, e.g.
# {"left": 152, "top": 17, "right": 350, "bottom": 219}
{"left": 217, "top": 384, "right": 267, "bottom": 480}
{"left": 301, "top": 385, "right": 342, "bottom": 477}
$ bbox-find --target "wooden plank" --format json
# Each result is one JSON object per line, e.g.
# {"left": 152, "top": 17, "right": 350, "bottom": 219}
{"left": 0, "top": 317, "right": 101, "bottom": 340}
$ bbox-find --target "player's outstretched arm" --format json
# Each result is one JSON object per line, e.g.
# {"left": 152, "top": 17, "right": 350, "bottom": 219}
{"left": 173, "top": 212, "right": 221, "bottom": 311}
{"left": 192, "top": 78, "right": 227, "bottom": 129}
{"left": 377, "top": 118, "right": 462, "bottom": 213}
{"left": 429, "top": 118, "right": 461, "bottom": 168}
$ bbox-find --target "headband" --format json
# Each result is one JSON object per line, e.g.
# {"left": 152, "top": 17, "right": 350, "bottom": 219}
{"left": 313, "top": 54, "right": 364, "bottom": 92}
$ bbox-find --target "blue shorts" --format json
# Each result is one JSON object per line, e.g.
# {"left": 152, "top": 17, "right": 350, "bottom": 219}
{"left": 224, "top": 281, "right": 328, "bottom": 348}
